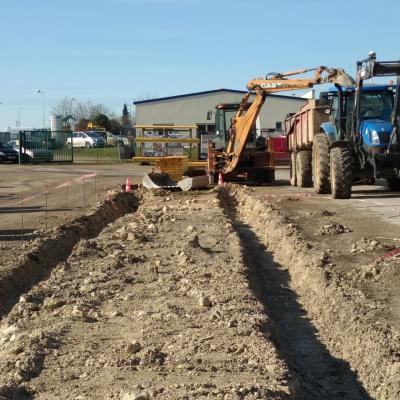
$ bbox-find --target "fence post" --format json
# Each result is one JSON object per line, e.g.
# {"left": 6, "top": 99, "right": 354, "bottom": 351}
{"left": 65, "top": 184, "right": 69, "bottom": 208}
{"left": 94, "top": 173, "right": 97, "bottom": 204}
{"left": 45, "top": 184, "right": 48, "bottom": 230}
{"left": 82, "top": 173, "right": 87, "bottom": 209}
{"left": 70, "top": 131, "right": 74, "bottom": 163}
{"left": 20, "top": 194, "right": 24, "bottom": 242}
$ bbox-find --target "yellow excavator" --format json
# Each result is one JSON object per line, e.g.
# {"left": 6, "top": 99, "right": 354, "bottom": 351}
{"left": 206, "top": 66, "right": 354, "bottom": 181}
{"left": 144, "top": 66, "right": 354, "bottom": 190}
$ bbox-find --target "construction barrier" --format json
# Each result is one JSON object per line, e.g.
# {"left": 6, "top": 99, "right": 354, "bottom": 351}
{"left": 0, "top": 172, "right": 101, "bottom": 241}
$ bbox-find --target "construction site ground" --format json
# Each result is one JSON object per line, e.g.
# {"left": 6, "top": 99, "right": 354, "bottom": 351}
{"left": 1, "top": 165, "right": 400, "bottom": 399}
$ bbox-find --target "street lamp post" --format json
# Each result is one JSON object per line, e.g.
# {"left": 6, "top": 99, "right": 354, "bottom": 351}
{"left": 17, "top": 107, "right": 23, "bottom": 128}
{"left": 36, "top": 89, "right": 45, "bottom": 129}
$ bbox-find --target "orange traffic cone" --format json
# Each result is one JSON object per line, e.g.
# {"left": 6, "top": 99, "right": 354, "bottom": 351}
{"left": 125, "top": 177, "right": 131, "bottom": 193}
{"left": 218, "top": 172, "right": 224, "bottom": 186}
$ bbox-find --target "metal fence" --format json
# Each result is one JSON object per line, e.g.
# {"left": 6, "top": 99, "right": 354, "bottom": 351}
{"left": 71, "top": 141, "right": 135, "bottom": 163}
{"left": 0, "top": 132, "right": 10, "bottom": 143}
{"left": 0, "top": 172, "right": 103, "bottom": 241}
{"left": 2, "top": 130, "right": 135, "bottom": 164}
{"left": 18, "top": 130, "right": 73, "bottom": 163}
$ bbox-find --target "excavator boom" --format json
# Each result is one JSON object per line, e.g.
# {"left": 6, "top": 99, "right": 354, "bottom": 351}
{"left": 218, "top": 66, "right": 354, "bottom": 174}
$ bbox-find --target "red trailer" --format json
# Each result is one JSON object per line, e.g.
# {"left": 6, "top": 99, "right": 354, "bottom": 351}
{"left": 284, "top": 99, "right": 329, "bottom": 186}
{"left": 267, "top": 136, "right": 290, "bottom": 167}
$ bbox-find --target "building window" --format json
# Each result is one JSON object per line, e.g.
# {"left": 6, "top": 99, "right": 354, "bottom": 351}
{"left": 275, "top": 121, "right": 283, "bottom": 131}
{"left": 197, "top": 124, "right": 216, "bottom": 135}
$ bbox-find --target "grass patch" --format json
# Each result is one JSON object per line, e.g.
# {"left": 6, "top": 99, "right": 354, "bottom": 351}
{"left": 73, "top": 146, "right": 120, "bottom": 162}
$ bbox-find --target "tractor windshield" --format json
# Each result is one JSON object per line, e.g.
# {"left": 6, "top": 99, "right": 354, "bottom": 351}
{"left": 346, "top": 90, "right": 394, "bottom": 122}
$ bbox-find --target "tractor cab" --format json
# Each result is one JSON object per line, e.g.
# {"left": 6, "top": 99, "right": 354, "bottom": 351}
{"left": 324, "top": 84, "right": 396, "bottom": 152}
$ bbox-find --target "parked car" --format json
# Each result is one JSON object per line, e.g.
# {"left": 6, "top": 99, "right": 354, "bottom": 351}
{"left": 105, "top": 132, "right": 129, "bottom": 146}
{"left": 8, "top": 141, "right": 54, "bottom": 162}
{"left": 66, "top": 132, "right": 106, "bottom": 148}
{"left": 0, "top": 141, "right": 19, "bottom": 163}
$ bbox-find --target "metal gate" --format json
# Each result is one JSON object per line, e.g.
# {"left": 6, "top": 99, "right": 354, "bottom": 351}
{"left": 0, "top": 132, "right": 10, "bottom": 143}
{"left": 18, "top": 130, "right": 73, "bottom": 163}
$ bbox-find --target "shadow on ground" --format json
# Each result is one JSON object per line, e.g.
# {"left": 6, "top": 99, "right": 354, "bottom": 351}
{"left": 235, "top": 222, "right": 372, "bottom": 400}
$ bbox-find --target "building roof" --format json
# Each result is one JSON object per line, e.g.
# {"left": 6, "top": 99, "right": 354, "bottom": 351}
{"left": 133, "top": 88, "right": 306, "bottom": 105}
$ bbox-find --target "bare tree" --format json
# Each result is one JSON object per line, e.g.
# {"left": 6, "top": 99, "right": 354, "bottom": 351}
{"left": 50, "top": 97, "right": 76, "bottom": 118}
{"left": 51, "top": 98, "right": 116, "bottom": 128}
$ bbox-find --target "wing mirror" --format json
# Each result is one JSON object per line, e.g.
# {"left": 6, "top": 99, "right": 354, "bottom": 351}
{"left": 319, "top": 92, "right": 329, "bottom": 106}
{"left": 206, "top": 110, "right": 213, "bottom": 121}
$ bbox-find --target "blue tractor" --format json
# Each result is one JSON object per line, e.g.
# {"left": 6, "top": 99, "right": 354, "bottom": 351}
{"left": 314, "top": 52, "right": 400, "bottom": 198}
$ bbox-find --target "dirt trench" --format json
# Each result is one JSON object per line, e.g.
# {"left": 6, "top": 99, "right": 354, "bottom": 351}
{"left": 219, "top": 185, "right": 400, "bottom": 400}
{"left": 0, "top": 190, "right": 293, "bottom": 399}
{"left": 0, "top": 192, "right": 139, "bottom": 317}
{"left": 1, "top": 186, "right": 399, "bottom": 399}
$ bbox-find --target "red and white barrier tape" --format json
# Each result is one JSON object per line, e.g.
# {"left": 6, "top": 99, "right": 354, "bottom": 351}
{"left": 0, "top": 172, "right": 98, "bottom": 208}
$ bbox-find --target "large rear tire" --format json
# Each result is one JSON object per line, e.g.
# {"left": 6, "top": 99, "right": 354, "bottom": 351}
{"left": 290, "top": 152, "right": 297, "bottom": 186}
{"left": 330, "top": 147, "right": 352, "bottom": 199}
{"left": 296, "top": 150, "right": 312, "bottom": 187}
{"left": 387, "top": 178, "right": 400, "bottom": 191}
{"left": 312, "top": 134, "right": 331, "bottom": 194}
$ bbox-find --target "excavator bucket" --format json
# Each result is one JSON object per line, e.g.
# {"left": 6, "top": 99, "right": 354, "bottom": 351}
{"left": 330, "top": 68, "right": 355, "bottom": 86}
{"left": 178, "top": 175, "right": 210, "bottom": 191}
{"left": 142, "top": 172, "right": 178, "bottom": 189}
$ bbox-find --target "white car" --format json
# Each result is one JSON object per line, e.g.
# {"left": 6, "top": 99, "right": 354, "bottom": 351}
{"left": 67, "top": 132, "right": 106, "bottom": 148}
{"left": 106, "top": 132, "right": 129, "bottom": 146}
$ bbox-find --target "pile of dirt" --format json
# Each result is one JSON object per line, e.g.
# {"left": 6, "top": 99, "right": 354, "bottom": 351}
{"left": 317, "top": 222, "right": 352, "bottom": 236}
{"left": 308, "top": 210, "right": 338, "bottom": 218}
{"left": 0, "top": 190, "right": 292, "bottom": 399}
{"left": 350, "top": 238, "right": 393, "bottom": 254}
{"left": 220, "top": 185, "right": 400, "bottom": 400}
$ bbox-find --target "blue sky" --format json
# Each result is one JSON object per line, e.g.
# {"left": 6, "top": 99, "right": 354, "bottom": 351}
{"left": 0, "top": 0, "right": 399, "bottom": 129}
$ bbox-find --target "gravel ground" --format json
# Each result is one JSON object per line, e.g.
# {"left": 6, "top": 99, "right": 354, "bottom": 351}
{"left": 1, "top": 184, "right": 400, "bottom": 399}
{"left": 0, "top": 190, "right": 291, "bottom": 399}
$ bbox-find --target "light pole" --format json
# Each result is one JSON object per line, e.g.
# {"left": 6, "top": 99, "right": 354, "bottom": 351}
{"left": 70, "top": 98, "right": 78, "bottom": 129}
{"left": 36, "top": 89, "right": 45, "bottom": 129}
{"left": 17, "top": 107, "right": 23, "bottom": 128}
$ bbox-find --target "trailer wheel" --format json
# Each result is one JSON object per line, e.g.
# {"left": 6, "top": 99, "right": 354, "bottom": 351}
{"left": 387, "top": 178, "right": 400, "bottom": 191}
{"left": 330, "top": 147, "right": 352, "bottom": 199}
{"left": 290, "top": 152, "right": 297, "bottom": 186}
{"left": 296, "top": 151, "right": 312, "bottom": 187}
{"left": 312, "top": 134, "right": 331, "bottom": 194}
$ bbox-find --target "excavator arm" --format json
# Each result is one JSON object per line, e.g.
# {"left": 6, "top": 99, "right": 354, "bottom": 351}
{"left": 216, "top": 66, "right": 354, "bottom": 174}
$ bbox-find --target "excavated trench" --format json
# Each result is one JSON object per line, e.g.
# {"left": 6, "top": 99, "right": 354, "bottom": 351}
{"left": 0, "top": 192, "right": 139, "bottom": 317}
{"left": 219, "top": 185, "right": 400, "bottom": 400}
{"left": 221, "top": 199, "right": 370, "bottom": 399}
{"left": 1, "top": 186, "right": 399, "bottom": 399}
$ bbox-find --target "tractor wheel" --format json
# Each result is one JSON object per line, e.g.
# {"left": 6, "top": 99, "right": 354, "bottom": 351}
{"left": 387, "top": 178, "right": 400, "bottom": 191}
{"left": 312, "top": 134, "right": 331, "bottom": 194}
{"left": 330, "top": 147, "right": 352, "bottom": 199}
{"left": 290, "top": 152, "right": 297, "bottom": 186}
{"left": 296, "top": 151, "right": 312, "bottom": 187}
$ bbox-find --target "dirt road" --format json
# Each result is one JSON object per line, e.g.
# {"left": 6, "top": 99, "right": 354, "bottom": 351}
{"left": 1, "top": 167, "right": 400, "bottom": 399}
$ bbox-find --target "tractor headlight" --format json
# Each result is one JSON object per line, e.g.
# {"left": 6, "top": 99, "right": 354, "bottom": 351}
{"left": 370, "top": 130, "right": 380, "bottom": 145}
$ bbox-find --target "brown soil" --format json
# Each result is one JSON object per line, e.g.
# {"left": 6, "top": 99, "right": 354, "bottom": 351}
{"left": 0, "top": 190, "right": 291, "bottom": 399}
{"left": 223, "top": 185, "right": 400, "bottom": 400}
{"left": 1, "top": 184, "right": 400, "bottom": 399}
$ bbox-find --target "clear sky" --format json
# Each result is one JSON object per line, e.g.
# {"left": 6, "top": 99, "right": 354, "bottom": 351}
{"left": 0, "top": 0, "right": 399, "bottom": 129}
